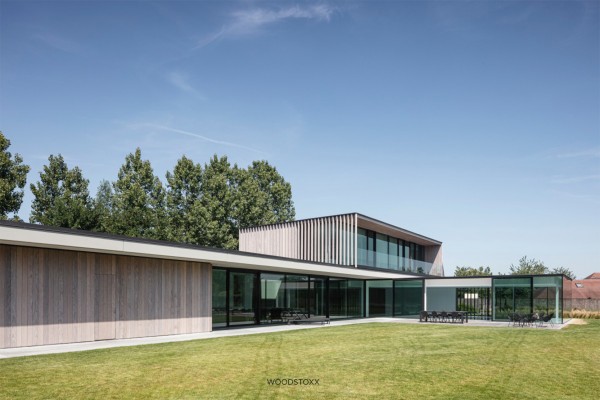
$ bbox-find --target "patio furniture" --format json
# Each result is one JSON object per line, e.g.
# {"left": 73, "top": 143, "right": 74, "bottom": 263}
{"left": 431, "top": 311, "right": 439, "bottom": 322}
{"left": 538, "top": 313, "right": 554, "bottom": 327}
{"left": 419, "top": 311, "right": 429, "bottom": 322}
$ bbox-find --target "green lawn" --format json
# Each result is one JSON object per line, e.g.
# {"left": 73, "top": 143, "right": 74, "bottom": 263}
{"left": 1, "top": 321, "right": 599, "bottom": 399}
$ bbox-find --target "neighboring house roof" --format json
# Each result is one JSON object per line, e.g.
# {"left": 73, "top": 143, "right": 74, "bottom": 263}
{"left": 584, "top": 272, "right": 600, "bottom": 280}
{"left": 571, "top": 274, "right": 600, "bottom": 299}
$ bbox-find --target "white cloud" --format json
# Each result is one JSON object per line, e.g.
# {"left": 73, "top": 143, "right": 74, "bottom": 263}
{"left": 196, "top": 4, "right": 335, "bottom": 48}
{"left": 128, "top": 123, "right": 265, "bottom": 154}
{"left": 557, "top": 148, "right": 600, "bottom": 159}
{"left": 552, "top": 174, "right": 600, "bottom": 184}
{"left": 166, "top": 71, "right": 206, "bottom": 100}
{"left": 34, "top": 33, "right": 81, "bottom": 53}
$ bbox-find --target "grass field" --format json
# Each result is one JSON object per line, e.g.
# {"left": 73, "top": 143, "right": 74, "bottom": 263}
{"left": 1, "top": 320, "right": 599, "bottom": 399}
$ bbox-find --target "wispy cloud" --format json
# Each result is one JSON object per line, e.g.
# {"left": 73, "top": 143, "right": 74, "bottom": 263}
{"left": 196, "top": 4, "right": 335, "bottom": 48}
{"left": 128, "top": 123, "right": 265, "bottom": 154}
{"left": 552, "top": 174, "right": 600, "bottom": 184}
{"left": 34, "top": 33, "right": 81, "bottom": 53}
{"left": 166, "top": 71, "right": 206, "bottom": 100}
{"left": 557, "top": 148, "right": 600, "bottom": 159}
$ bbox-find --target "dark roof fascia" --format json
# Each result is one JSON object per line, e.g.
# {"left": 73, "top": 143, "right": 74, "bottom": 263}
{"left": 239, "top": 212, "right": 442, "bottom": 245}
{"left": 355, "top": 213, "right": 442, "bottom": 245}
{"left": 422, "top": 273, "right": 572, "bottom": 281}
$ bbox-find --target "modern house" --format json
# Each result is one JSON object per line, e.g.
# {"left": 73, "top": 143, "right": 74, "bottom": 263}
{"left": 0, "top": 213, "right": 569, "bottom": 349}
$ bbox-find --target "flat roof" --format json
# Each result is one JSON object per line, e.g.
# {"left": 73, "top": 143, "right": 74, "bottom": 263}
{"left": 240, "top": 212, "right": 442, "bottom": 246}
{"left": 0, "top": 220, "right": 421, "bottom": 280}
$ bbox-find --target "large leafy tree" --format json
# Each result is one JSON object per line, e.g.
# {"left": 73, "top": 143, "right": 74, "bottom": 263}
{"left": 550, "top": 266, "right": 575, "bottom": 280}
{"left": 165, "top": 156, "right": 209, "bottom": 244}
{"left": 30, "top": 154, "right": 97, "bottom": 229}
{"left": 200, "top": 155, "right": 237, "bottom": 249}
{"left": 454, "top": 266, "right": 493, "bottom": 277}
{"left": 0, "top": 131, "right": 30, "bottom": 220}
{"left": 509, "top": 256, "right": 548, "bottom": 275}
{"left": 236, "top": 160, "right": 295, "bottom": 228}
{"left": 94, "top": 179, "right": 113, "bottom": 233}
{"left": 109, "top": 148, "right": 167, "bottom": 240}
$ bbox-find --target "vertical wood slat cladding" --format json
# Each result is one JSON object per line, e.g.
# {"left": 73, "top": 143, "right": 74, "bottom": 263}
{"left": 0, "top": 244, "right": 212, "bottom": 349}
{"left": 238, "top": 214, "right": 358, "bottom": 266}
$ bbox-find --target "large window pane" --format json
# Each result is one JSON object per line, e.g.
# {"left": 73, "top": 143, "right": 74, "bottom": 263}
{"left": 367, "top": 231, "right": 375, "bottom": 267}
{"left": 310, "top": 276, "right": 328, "bottom": 317}
{"left": 394, "top": 280, "right": 423, "bottom": 316}
{"left": 493, "top": 277, "right": 532, "bottom": 320}
{"left": 285, "top": 275, "right": 309, "bottom": 314}
{"left": 367, "top": 280, "right": 393, "bottom": 316}
{"left": 229, "top": 271, "right": 256, "bottom": 326}
{"left": 376, "top": 233, "right": 388, "bottom": 269}
{"left": 358, "top": 228, "right": 368, "bottom": 266}
{"left": 260, "top": 273, "right": 285, "bottom": 323}
{"left": 347, "top": 280, "right": 364, "bottom": 317}
{"left": 389, "top": 238, "right": 399, "bottom": 270}
{"left": 212, "top": 268, "right": 227, "bottom": 328}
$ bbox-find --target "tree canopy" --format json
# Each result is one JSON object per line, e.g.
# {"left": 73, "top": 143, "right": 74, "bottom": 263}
{"left": 454, "top": 266, "right": 493, "bottom": 277}
{"left": 30, "top": 154, "right": 97, "bottom": 229}
{"left": 0, "top": 131, "right": 30, "bottom": 220}
{"left": 108, "top": 148, "right": 167, "bottom": 240}
{"left": 509, "top": 256, "right": 575, "bottom": 278}
{"left": 20, "top": 143, "right": 295, "bottom": 249}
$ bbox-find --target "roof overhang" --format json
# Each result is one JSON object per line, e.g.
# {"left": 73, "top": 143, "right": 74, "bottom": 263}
{"left": 0, "top": 223, "right": 416, "bottom": 280}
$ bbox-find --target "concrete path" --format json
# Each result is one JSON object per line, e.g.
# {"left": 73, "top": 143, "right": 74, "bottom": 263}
{"left": 0, "top": 317, "right": 568, "bottom": 359}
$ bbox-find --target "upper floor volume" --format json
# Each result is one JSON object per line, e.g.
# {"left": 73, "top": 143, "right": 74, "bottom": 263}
{"left": 239, "top": 213, "right": 444, "bottom": 276}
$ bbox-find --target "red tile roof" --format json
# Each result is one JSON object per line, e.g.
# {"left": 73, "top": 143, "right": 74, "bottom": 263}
{"left": 571, "top": 275, "right": 600, "bottom": 299}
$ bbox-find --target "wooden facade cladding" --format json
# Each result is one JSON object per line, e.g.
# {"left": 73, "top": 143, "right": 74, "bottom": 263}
{"left": 0, "top": 244, "right": 211, "bottom": 349}
{"left": 239, "top": 214, "right": 357, "bottom": 267}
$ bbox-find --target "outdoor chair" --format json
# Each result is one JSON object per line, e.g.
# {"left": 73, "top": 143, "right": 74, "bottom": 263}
{"left": 440, "top": 311, "right": 448, "bottom": 323}
{"left": 538, "top": 313, "right": 554, "bottom": 327}
{"left": 431, "top": 311, "right": 439, "bottom": 322}
{"left": 419, "top": 311, "right": 429, "bottom": 322}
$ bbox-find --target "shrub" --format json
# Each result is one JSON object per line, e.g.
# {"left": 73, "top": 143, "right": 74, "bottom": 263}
{"left": 563, "top": 309, "right": 600, "bottom": 319}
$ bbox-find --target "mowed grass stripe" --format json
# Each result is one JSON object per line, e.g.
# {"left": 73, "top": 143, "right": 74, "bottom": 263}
{"left": 0, "top": 321, "right": 598, "bottom": 399}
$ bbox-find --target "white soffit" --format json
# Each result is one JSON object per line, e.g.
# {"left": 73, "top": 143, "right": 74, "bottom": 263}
{"left": 425, "top": 278, "right": 492, "bottom": 288}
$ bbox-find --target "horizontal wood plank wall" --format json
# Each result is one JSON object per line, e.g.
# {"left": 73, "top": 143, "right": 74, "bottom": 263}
{"left": 0, "top": 244, "right": 211, "bottom": 349}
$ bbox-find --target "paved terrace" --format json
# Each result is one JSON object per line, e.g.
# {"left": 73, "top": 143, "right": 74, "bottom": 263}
{"left": 0, "top": 317, "right": 570, "bottom": 359}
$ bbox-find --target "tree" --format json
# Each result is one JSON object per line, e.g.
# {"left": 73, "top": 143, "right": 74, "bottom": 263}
{"left": 509, "top": 256, "right": 548, "bottom": 275}
{"left": 454, "top": 266, "right": 493, "bottom": 277}
{"left": 30, "top": 154, "right": 97, "bottom": 229}
{"left": 93, "top": 180, "right": 113, "bottom": 232}
{"left": 109, "top": 148, "right": 167, "bottom": 240}
{"left": 236, "top": 160, "right": 295, "bottom": 228}
{"left": 200, "top": 155, "right": 237, "bottom": 249}
{"left": 551, "top": 266, "right": 576, "bottom": 280}
{"left": 165, "top": 156, "right": 209, "bottom": 244}
{"left": 0, "top": 131, "right": 30, "bottom": 220}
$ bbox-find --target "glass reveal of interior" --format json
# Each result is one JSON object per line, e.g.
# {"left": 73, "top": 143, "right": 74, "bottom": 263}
{"left": 366, "top": 280, "right": 393, "bottom": 317}
{"left": 456, "top": 287, "right": 492, "bottom": 320}
{"left": 394, "top": 280, "right": 423, "bottom": 316}
{"left": 357, "top": 227, "right": 430, "bottom": 274}
{"left": 493, "top": 276, "right": 564, "bottom": 323}
{"left": 329, "top": 278, "right": 364, "bottom": 319}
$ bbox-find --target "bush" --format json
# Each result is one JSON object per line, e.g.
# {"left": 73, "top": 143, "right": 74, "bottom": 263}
{"left": 563, "top": 309, "right": 600, "bottom": 319}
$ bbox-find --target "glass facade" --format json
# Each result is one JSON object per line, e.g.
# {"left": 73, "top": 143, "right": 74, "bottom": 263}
{"left": 212, "top": 268, "right": 227, "bottom": 328}
{"left": 357, "top": 227, "right": 430, "bottom": 273}
{"left": 394, "top": 280, "right": 423, "bottom": 316}
{"left": 329, "top": 278, "right": 364, "bottom": 319}
{"left": 229, "top": 271, "right": 257, "bottom": 326}
{"left": 214, "top": 269, "right": 567, "bottom": 327}
{"left": 456, "top": 287, "right": 492, "bottom": 320}
{"left": 367, "top": 280, "right": 393, "bottom": 317}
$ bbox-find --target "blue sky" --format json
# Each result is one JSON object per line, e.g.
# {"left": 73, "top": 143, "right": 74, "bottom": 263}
{"left": 1, "top": 1, "right": 598, "bottom": 278}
